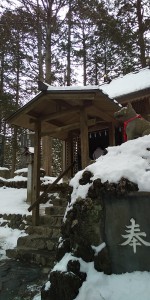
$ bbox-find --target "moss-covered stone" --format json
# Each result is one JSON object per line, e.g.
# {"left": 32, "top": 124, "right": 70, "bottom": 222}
{"left": 42, "top": 177, "right": 139, "bottom": 299}
{"left": 41, "top": 270, "right": 84, "bottom": 300}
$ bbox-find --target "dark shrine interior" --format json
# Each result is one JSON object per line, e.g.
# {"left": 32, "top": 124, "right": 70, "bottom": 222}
{"left": 88, "top": 127, "right": 123, "bottom": 159}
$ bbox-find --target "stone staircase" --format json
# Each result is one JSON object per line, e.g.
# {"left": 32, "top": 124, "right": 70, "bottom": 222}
{"left": 6, "top": 184, "right": 71, "bottom": 270}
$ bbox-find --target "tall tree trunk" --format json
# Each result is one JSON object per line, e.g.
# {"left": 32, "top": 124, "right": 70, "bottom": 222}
{"left": 66, "top": 0, "right": 71, "bottom": 86}
{"left": 11, "top": 126, "right": 18, "bottom": 176}
{"left": 82, "top": 22, "right": 87, "bottom": 86}
{"left": 136, "top": 0, "right": 146, "bottom": 67}
{"left": 37, "top": 0, "right": 44, "bottom": 81}
{"left": 0, "top": 52, "right": 9, "bottom": 166}
{"left": 0, "top": 52, "right": 4, "bottom": 133}
{"left": 11, "top": 35, "right": 20, "bottom": 176}
{"left": 45, "top": 0, "right": 52, "bottom": 84}
{"left": 2, "top": 120, "right": 6, "bottom": 166}
{"left": 42, "top": 0, "right": 53, "bottom": 176}
{"left": 104, "top": 40, "right": 107, "bottom": 77}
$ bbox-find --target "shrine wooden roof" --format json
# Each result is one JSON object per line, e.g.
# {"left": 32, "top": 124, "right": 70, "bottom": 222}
{"left": 101, "top": 67, "right": 150, "bottom": 104}
{"left": 7, "top": 86, "right": 120, "bottom": 140}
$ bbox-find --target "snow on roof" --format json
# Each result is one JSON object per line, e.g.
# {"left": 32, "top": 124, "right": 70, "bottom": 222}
{"left": 46, "top": 67, "right": 150, "bottom": 100}
{"left": 45, "top": 82, "right": 122, "bottom": 108}
{"left": 47, "top": 85, "right": 99, "bottom": 91}
{"left": 100, "top": 67, "right": 150, "bottom": 99}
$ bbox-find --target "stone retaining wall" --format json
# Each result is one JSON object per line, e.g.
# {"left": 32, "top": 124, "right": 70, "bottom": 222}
{"left": 0, "top": 168, "right": 10, "bottom": 179}
{"left": 0, "top": 213, "right": 32, "bottom": 230}
{"left": 41, "top": 171, "right": 139, "bottom": 300}
{"left": 0, "top": 180, "right": 27, "bottom": 188}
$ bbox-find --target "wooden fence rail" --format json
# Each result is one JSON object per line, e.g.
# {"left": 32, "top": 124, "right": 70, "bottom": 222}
{"left": 28, "top": 161, "right": 75, "bottom": 212}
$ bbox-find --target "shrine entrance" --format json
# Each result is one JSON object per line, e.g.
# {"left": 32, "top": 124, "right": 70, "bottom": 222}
{"left": 69, "top": 127, "right": 123, "bottom": 176}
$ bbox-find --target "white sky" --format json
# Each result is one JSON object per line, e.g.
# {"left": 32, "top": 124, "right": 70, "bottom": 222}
{"left": 1, "top": 135, "right": 150, "bottom": 299}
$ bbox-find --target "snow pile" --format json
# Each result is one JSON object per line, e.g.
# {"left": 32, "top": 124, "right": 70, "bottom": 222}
{"left": 41, "top": 176, "right": 62, "bottom": 185}
{"left": 45, "top": 252, "right": 150, "bottom": 300}
{"left": 69, "top": 135, "right": 150, "bottom": 209}
{"left": 0, "top": 187, "right": 29, "bottom": 260}
{"left": 0, "top": 220, "right": 27, "bottom": 260}
{"left": 7, "top": 175, "right": 27, "bottom": 182}
{"left": 0, "top": 184, "right": 55, "bottom": 260}
{"left": 0, "top": 187, "right": 29, "bottom": 215}
{"left": 14, "top": 168, "right": 28, "bottom": 174}
{"left": 1, "top": 135, "right": 150, "bottom": 300}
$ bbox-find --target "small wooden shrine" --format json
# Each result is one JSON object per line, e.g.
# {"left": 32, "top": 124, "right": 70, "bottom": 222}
{"left": 7, "top": 84, "right": 120, "bottom": 225}
{"left": 7, "top": 67, "right": 150, "bottom": 225}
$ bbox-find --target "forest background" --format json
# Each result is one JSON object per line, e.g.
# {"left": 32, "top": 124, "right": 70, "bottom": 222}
{"left": 0, "top": 0, "right": 149, "bottom": 176}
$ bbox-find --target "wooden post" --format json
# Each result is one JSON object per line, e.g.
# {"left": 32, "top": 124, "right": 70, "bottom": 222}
{"left": 65, "top": 134, "right": 72, "bottom": 178}
{"left": 108, "top": 122, "right": 115, "bottom": 146}
{"left": 32, "top": 122, "right": 41, "bottom": 226}
{"left": 27, "top": 154, "right": 34, "bottom": 204}
{"left": 62, "top": 140, "right": 68, "bottom": 182}
{"left": 80, "top": 107, "right": 89, "bottom": 169}
{"left": 42, "top": 136, "right": 52, "bottom": 176}
{"left": 62, "top": 141, "right": 66, "bottom": 172}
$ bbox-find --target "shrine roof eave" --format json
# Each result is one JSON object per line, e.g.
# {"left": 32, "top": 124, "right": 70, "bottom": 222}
{"left": 6, "top": 87, "right": 120, "bottom": 140}
{"left": 115, "top": 88, "right": 150, "bottom": 104}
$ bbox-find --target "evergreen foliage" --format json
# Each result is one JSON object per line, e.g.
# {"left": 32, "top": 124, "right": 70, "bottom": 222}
{"left": 0, "top": 0, "right": 149, "bottom": 174}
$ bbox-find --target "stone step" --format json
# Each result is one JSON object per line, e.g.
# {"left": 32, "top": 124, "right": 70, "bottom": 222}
{"left": 40, "top": 215, "right": 64, "bottom": 227}
{"left": 17, "top": 235, "right": 58, "bottom": 251}
{"left": 26, "top": 225, "right": 61, "bottom": 238}
{"left": 6, "top": 247, "right": 56, "bottom": 268}
{"left": 52, "top": 198, "right": 68, "bottom": 207}
{"left": 45, "top": 205, "right": 66, "bottom": 216}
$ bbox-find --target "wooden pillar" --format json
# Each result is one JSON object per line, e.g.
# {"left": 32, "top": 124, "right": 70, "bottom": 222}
{"left": 42, "top": 136, "right": 52, "bottom": 176}
{"left": 32, "top": 122, "right": 41, "bottom": 226}
{"left": 62, "top": 140, "right": 66, "bottom": 172}
{"left": 62, "top": 140, "right": 67, "bottom": 182}
{"left": 65, "top": 134, "right": 72, "bottom": 178}
{"left": 108, "top": 122, "right": 115, "bottom": 146}
{"left": 80, "top": 107, "right": 89, "bottom": 169}
{"left": 27, "top": 154, "right": 34, "bottom": 204}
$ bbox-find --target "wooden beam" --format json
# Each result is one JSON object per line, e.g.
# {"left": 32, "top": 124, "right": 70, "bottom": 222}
{"left": 32, "top": 121, "right": 41, "bottom": 226}
{"left": 87, "top": 119, "right": 118, "bottom": 133}
{"left": 90, "top": 104, "right": 114, "bottom": 122}
{"left": 47, "top": 119, "right": 65, "bottom": 127}
{"left": 80, "top": 107, "right": 89, "bottom": 169}
{"left": 47, "top": 92, "right": 95, "bottom": 102}
{"left": 28, "top": 161, "right": 75, "bottom": 212}
{"left": 39, "top": 106, "right": 81, "bottom": 122}
{"left": 41, "top": 118, "right": 96, "bottom": 136}
{"left": 88, "top": 123, "right": 109, "bottom": 133}
{"left": 50, "top": 98, "right": 72, "bottom": 108}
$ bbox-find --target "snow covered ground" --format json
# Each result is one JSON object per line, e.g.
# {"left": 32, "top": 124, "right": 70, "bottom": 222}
{"left": 47, "top": 252, "right": 150, "bottom": 300}
{"left": 1, "top": 135, "right": 150, "bottom": 299}
{"left": 0, "top": 176, "right": 60, "bottom": 261}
